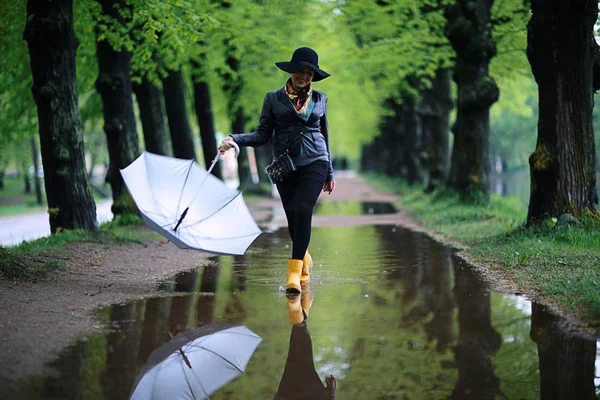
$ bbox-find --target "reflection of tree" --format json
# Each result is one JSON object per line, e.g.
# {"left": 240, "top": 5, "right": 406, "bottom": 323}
{"left": 137, "top": 297, "right": 172, "bottom": 365}
{"left": 530, "top": 303, "right": 596, "bottom": 400}
{"left": 42, "top": 340, "right": 87, "bottom": 399}
{"left": 450, "top": 260, "right": 501, "bottom": 400}
{"left": 197, "top": 260, "right": 220, "bottom": 327}
{"left": 423, "top": 245, "right": 455, "bottom": 353}
{"left": 101, "top": 301, "right": 144, "bottom": 400}
{"left": 168, "top": 269, "right": 198, "bottom": 335}
{"left": 224, "top": 256, "right": 247, "bottom": 324}
{"left": 380, "top": 226, "right": 456, "bottom": 353}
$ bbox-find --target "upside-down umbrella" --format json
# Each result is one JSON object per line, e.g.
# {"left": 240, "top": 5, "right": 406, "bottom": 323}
{"left": 120, "top": 145, "right": 261, "bottom": 255}
{"left": 129, "top": 324, "right": 262, "bottom": 400}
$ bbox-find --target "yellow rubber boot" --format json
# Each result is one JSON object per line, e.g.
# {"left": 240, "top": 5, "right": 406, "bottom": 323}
{"left": 286, "top": 259, "right": 303, "bottom": 294}
{"left": 301, "top": 252, "right": 313, "bottom": 283}
{"left": 287, "top": 295, "right": 304, "bottom": 325}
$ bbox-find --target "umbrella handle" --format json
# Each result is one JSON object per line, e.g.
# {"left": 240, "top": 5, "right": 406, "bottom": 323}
{"left": 229, "top": 141, "right": 240, "bottom": 159}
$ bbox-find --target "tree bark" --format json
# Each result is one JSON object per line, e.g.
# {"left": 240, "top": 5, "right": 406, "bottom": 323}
{"left": 192, "top": 59, "right": 222, "bottom": 178}
{"left": 530, "top": 303, "right": 597, "bottom": 400}
{"left": 445, "top": 0, "right": 499, "bottom": 201}
{"left": 31, "top": 135, "right": 43, "bottom": 205}
{"left": 420, "top": 68, "right": 452, "bottom": 193}
{"left": 163, "top": 69, "right": 196, "bottom": 160}
{"left": 132, "top": 79, "right": 171, "bottom": 156}
{"left": 526, "top": 0, "right": 598, "bottom": 224}
{"left": 24, "top": 0, "right": 97, "bottom": 232}
{"left": 95, "top": 0, "right": 140, "bottom": 216}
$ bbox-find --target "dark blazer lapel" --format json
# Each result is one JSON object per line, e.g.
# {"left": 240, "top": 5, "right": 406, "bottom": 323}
{"left": 277, "top": 88, "right": 297, "bottom": 113}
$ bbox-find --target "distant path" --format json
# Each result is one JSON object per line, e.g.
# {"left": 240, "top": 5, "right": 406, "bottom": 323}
{"left": 0, "top": 200, "right": 113, "bottom": 247}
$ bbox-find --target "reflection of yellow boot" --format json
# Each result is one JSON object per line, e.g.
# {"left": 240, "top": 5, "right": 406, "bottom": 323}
{"left": 300, "top": 283, "right": 313, "bottom": 319}
{"left": 301, "top": 252, "right": 312, "bottom": 283}
{"left": 286, "top": 259, "right": 303, "bottom": 294}
{"left": 287, "top": 294, "right": 304, "bottom": 325}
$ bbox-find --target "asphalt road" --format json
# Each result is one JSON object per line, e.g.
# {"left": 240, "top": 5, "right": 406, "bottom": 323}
{"left": 0, "top": 200, "right": 113, "bottom": 247}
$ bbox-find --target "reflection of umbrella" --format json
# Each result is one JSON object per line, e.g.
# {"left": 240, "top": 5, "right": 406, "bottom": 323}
{"left": 130, "top": 324, "right": 262, "bottom": 400}
{"left": 120, "top": 147, "right": 261, "bottom": 255}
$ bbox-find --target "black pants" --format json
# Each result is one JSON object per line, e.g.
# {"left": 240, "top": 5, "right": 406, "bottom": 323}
{"left": 276, "top": 161, "right": 328, "bottom": 260}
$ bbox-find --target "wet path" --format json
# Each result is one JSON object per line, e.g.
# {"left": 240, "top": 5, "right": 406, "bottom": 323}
{"left": 11, "top": 221, "right": 599, "bottom": 399}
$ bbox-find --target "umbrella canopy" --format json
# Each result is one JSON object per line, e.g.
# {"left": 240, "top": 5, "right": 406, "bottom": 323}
{"left": 120, "top": 151, "right": 261, "bottom": 255}
{"left": 130, "top": 324, "right": 262, "bottom": 400}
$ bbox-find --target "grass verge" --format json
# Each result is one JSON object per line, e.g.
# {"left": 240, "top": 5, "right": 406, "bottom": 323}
{"left": 366, "top": 173, "right": 600, "bottom": 327}
{"left": 0, "top": 214, "right": 158, "bottom": 281}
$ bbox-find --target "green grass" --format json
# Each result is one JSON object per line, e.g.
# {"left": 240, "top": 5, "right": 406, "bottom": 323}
{"left": 0, "top": 176, "right": 47, "bottom": 216}
{"left": 0, "top": 176, "right": 110, "bottom": 217}
{"left": 366, "top": 173, "right": 600, "bottom": 327}
{"left": 0, "top": 214, "right": 158, "bottom": 281}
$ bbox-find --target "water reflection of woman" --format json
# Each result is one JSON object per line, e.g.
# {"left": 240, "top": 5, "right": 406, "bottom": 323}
{"left": 275, "top": 286, "right": 337, "bottom": 400}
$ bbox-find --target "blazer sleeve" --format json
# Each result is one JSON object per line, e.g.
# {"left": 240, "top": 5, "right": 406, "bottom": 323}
{"left": 229, "top": 92, "right": 274, "bottom": 147}
{"left": 320, "top": 94, "right": 334, "bottom": 181}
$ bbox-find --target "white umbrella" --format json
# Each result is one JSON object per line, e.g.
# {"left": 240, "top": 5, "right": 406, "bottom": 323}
{"left": 120, "top": 146, "right": 261, "bottom": 255}
{"left": 130, "top": 324, "right": 262, "bottom": 400}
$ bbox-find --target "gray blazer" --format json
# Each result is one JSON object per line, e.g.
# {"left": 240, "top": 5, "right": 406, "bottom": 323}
{"left": 229, "top": 87, "right": 334, "bottom": 181}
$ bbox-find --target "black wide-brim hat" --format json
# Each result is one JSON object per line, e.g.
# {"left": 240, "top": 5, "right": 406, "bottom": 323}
{"left": 275, "top": 47, "right": 330, "bottom": 82}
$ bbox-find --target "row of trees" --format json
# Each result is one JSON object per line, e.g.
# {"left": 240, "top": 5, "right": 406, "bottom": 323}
{"left": 353, "top": 0, "right": 599, "bottom": 224}
{"left": 1, "top": 0, "right": 598, "bottom": 233}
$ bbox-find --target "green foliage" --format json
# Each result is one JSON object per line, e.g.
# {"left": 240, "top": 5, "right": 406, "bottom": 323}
{"left": 337, "top": 0, "right": 454, "bottom": 99}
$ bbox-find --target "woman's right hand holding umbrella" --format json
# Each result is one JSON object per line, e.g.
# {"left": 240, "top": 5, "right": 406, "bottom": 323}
{"left": 218, "top": 136, "right": 235, "bottom": 155}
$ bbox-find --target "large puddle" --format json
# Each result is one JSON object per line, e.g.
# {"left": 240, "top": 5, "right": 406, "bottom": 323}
{"left": 10, "top": 224, "right": 600, "bottom": 399}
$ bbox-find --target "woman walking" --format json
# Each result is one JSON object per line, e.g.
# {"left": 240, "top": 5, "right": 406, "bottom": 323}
{"left": 218, "top": 47, "right": 335, "bottom": 294}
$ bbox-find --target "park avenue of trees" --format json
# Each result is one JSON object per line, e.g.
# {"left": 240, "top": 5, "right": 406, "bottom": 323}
{"left": 0, "top": 0, "right": 598, "bottom": 232}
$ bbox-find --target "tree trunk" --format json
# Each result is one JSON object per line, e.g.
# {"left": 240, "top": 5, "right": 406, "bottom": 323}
{"left": 163, "top": 69, "right": 196, "bottom": 160}
{"left": 31, "top": 135, "right": 43, "bottom": 205}
{"left": 399, "top": 93, "right": 423, "bottom": 185}
{"left": 22, "top": 160, "right": 31, "bottom": 194}
{"left": 255, "top": 141, "right": 273, "bottom": 188}
{"left": 132, "top": 79, "right": 170, "bottom": 156}
{"left": 232, "top": 107, "right": 254, "bottom": 190}
{"left": 377, "top": 98, "right": 403, "bottom": 177}
{"left": 192, "top": 63, "right": 222, "bottom": 178}
{"left": 94, "top": 0, "right": 140, "bottom": 216}
{"left": 420, "top": 68, "right": 452, "bottom": 193}
{"left": 24, "top": 0, "right": 97, "bottom": 232}
{"left": 445, "top": 0, "right": 499, "bottom": 201}
{"left": 223, "top": 45, "right": 254, "bottom": 190}
{"left": 530, "top": 303, "right": 597, "bottom": 400}
{"left": 526, "top": 0, "right": 598, "bottom": 224}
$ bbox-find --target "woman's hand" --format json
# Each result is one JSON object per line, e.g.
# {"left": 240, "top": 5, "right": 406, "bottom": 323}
{"left": 325, "top": 375, "right": 337, "bottom": 388}
{"left": 323, "top": 180, "right": 335, "bottom": 195}
{"left": 218, "top": 136, "right": 235, "bottom": 155}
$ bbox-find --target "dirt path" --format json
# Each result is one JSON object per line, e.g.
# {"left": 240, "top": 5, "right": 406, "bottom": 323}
{"left": 1, "top": 174, "right": 439, "bottom": 387}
